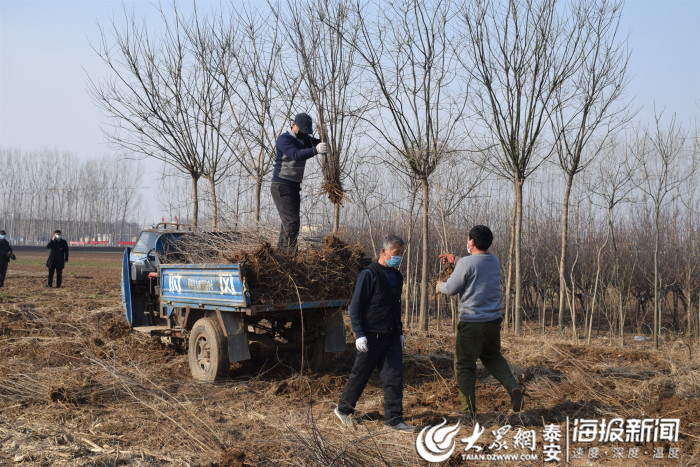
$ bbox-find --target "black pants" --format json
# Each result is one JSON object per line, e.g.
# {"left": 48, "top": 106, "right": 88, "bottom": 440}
{"left": 0, "top": 260, "right": 7, "bottom": 287}
{"left": 271, "top": 182, "right": 301, "bottom": 251}
{"left": 48, "top": 266, "right": 63, "bottom": 288}
{"left": 337, "top": 333, "right": 404, "bottom": 426}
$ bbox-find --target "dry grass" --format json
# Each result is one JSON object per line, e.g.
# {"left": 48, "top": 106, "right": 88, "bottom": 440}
{"left": 0, "top": 250, "right": 698, "bottom": 465}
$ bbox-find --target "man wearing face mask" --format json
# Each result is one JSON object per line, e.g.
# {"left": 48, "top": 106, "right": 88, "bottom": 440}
{"left": 46, "top": 229, "right": 69, "bottom": 288}
{"left": 436, "top": 225, "right": 523, "bottom": 419}
{"left": 271, "top": 113, "right": 328, "bottom": 252}
{"left": 334, "top": 234, "right": 415, "bottom": 432}
{"left": 0, "top": 230, "right": 15, "bottom": 287}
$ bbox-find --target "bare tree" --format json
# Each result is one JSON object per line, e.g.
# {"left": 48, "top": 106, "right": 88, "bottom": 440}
{"left": 336, "top": 0, "right": 467, "bottom": 331}
{"left": 207, "top": 3, "right": 298, "bottom": 223}
{"left": 633, "top": 111, "right": 698, "bottom": 349}
{"left": 89, "top": 3, "right": 212, "bottom": 228}
{"left": 188, "top": 9, "right": 239, "bottom": 230}
{"left": 433, "top": 156, "right": 484, "bottom": 328}
{"left": 285, "top": 0, "right": 364, "bottom": 233}
{"left": 588, "top": 138, "right": 639, "bottom": 345}
{"left": 459, "top": 0, "right": 586, "bottom": 335}
{"left": 551, "top": 0, "right": 633, "bottom": 336}
{"left": 667, "top": 193, "right": 700, "bottom": 341}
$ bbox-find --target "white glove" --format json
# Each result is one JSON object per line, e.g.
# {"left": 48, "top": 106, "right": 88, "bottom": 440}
{"left": 315, "top": 142, "right": 328, "bottom": 154}
{"left": 355, "top": 336, "right": 368, "bottom": 352}
{"left": 400, "top": 335, "right": 406, "bottom": 349}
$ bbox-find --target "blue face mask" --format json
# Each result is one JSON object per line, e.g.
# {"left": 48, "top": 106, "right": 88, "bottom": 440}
{"left": 386, "top": 255, "right": 402, "bottom": 268}
{"left": 0, "top": 235, "right": 5, "bottom": 240}
{"left": 55, "top": 235, "right": 61, "bottom": 240}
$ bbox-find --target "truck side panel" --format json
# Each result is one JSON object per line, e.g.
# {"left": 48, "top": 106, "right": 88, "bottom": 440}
{"left": 159, "top": 263, "right": 250, "bottom": 312}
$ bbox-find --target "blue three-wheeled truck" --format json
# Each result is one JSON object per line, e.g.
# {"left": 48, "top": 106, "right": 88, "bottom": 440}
{"left": 121, "top": 224, "right": 348, "bottom": 381}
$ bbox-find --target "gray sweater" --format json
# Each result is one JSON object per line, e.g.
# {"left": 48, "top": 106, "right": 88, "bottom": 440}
{"left": 438, "top": 253, "right": 502, "bottom": 322}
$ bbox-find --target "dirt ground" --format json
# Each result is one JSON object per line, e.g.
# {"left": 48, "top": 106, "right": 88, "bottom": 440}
{"left": 0, "top": 249, "right": 698, "bottom": 466}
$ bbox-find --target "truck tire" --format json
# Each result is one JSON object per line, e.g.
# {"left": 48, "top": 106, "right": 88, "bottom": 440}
{"left": 188, "top": 317, "right": 229, "bottom": 382}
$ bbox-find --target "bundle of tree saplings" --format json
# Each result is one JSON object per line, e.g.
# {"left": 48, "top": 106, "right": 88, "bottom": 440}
{"left": 431, "top": 261, "right": 455, "bottom": 295}
{"left": 159, "top": 232, "right": 367, "bottom": 304}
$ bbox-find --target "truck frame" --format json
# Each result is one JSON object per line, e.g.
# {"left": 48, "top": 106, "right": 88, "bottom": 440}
{"left": 121, "top": 225, "right": 347, "bottom": 381}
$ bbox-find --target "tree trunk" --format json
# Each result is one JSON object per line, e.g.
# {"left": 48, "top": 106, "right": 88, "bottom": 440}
{"left": 608, "top": 206, "right": 624, "bottom": 346}
{"left": 332, "top": 203, "right": 340, "bottom": 234}
{"left": 254, "top": 177, "right": 262, "bottom": 223}
{"left": 191, "top": 175, "right": 199, "bottom": 229}
{"left": 404, "top": 184, "right": 418, "bottom": 329}
{"left": 558, "top": 173, "right": 574, "bottom": 334}
{"left": 654, "top": 206, "right": 660, "bottom": 350}
{"left": 514, "top": 178, "right": 523, "bottom": 336}
{"left": 587, "top": 234, "right": 608, "bottom": 345}
{"left": 685, "top": 282, "right": 693, "bottom": 338}
{"left": 209, "top": 176, "right": 218, "bottom": 230}
{"left": 504, "top": 199, "right": 516, "bottom": 332}
{"left": 418, "top": 176, "right": 430, "bottom": 332}
{"left": 540, "top": 287, "right": 546, "bottom": 334}
{"left": 404, "top": 243, "right": 412, "bottom": 328}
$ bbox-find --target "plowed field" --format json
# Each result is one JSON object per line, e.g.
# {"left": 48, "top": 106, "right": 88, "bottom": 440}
{"left": 0, "top": 249, "right": 698, "bottom": 466}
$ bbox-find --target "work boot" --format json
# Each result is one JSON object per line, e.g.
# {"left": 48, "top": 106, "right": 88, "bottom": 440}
{"left": 511, "top": 387, "right": 524, "bottom": 412}
{"left": 334, "top": 407, "right": 358, "bottom": 428}
{"left": 388, "top": 421, "right": 416, "bottom": 432}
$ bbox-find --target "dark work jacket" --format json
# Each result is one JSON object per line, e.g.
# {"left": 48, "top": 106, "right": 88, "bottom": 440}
{"left": 0, "top": 239, "right": 12, "bottom": 264}
{"left": 46, "top": 238, "right": 69, "bottom": 269}
{"left": 356, "top": 262, "right": 403, "bottom": 337}
{"left": 272, "top": 131, "right": 320, "bottom": 188}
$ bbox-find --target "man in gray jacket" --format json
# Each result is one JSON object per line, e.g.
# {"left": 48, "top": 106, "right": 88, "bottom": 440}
{"left": 436, "top": 225, "right": 523, "bottom": 418}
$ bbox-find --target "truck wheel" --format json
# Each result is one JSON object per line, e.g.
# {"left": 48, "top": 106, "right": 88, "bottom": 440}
{"left": 188, "top": 317, "right": 229, "bottom": 382}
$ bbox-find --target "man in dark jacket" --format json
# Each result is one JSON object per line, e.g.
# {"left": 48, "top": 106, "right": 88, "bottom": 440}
{"left": 46, "top": 229, "right": 69, "bottom": 288}
{"left": 334, "top": 234, "right": 415, "bottom": 432}
{"left": 0, "top": 230, "right": 15, "bottom": 287}
{"left": 271, "top": 113, "right": 328, "bottom": 251}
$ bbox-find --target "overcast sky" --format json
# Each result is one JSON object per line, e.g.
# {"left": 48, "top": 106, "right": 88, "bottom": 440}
{"left": 1, "top": 0, "right": 699, "bottom": 223}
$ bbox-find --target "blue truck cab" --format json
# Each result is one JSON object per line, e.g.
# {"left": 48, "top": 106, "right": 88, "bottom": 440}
{"left": 129, "top": 229, "right": 183, "bottom": 274}
{"left": 122, "top": 223, "right": 189, "bottom": 327}
{"left": 121, "top": 223, "right": 348, "bottom": 382}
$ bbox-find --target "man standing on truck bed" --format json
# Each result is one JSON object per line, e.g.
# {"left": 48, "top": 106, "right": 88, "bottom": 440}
{"left": 271, "top": 113, "right": 328, "bottom": 252}
{"left": 334, "top": 234, "right": 416, "bottom": 432}
{"left": 46, "top": 229, "right": 69, "bottom": 288}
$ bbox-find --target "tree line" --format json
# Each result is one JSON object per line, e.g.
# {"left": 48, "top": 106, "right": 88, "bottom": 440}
{"left": 0, "top": 147, "right": 143, "bottom": 244}
{"left": 78, "top": 0, "right": 700, "bottom": 345}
